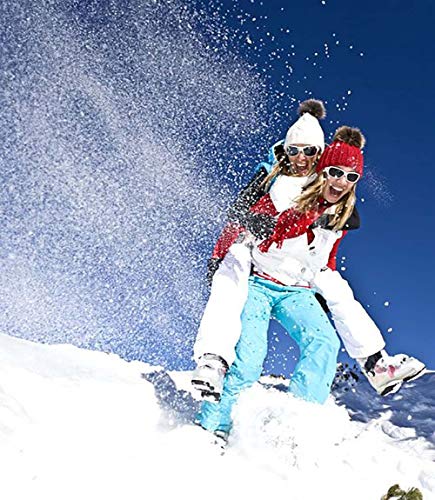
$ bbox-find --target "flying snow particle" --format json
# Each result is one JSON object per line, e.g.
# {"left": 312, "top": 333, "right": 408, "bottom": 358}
{"left": 0, "top": 0, "right": 270, "bottom": 369}
{"left": 387, "top": 328, "right": 393, "bottom": 333}
{"left": 384, "top": 301, "right": 390, "bottom": 307}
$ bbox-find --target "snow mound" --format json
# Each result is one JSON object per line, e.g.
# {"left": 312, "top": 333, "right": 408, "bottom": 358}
{"left": 0, "top": 334, "right": 434, "bottom": 500}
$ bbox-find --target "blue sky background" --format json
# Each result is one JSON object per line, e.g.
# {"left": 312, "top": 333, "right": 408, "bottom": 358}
{"left": 0, "top": 0, "right": 434, "bottom": 374}
{"left": 198, "top": 0, "right": 435, "bottom": 373}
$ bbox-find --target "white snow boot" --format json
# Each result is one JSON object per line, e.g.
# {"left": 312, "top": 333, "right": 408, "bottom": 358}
{"left": 360, "top": 351, "right": 426, "bottom": 396}
{"left": 191, "top": 353, "right": 229, "bottom": 402}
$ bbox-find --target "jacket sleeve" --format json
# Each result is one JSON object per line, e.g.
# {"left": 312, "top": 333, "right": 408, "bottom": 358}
{"left": 211, "top": 222, "right": 245, "bottom": 260}
{"left": 211, "top": 165, "right": 269, "bottom": 260}
{"left": 207, "top": 144, "right": 279, "bottom": 276}
{"left": 343, "top": 206, "right": 360, "bottom": 231}
{"left": 326, "top": 231, "right": 347, "bottom": 270}
{"left": 226, "top": 166, "right": 269, "bottom": 224}
{"left": 326, "top": 204, "right": 360, "bottom": 269}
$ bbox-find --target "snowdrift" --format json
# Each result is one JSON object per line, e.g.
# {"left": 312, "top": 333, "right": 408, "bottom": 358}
{"left": 0, "top": 333, "right": 433, "bottom": 500}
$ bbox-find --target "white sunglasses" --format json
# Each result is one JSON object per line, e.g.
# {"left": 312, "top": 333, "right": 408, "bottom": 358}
{"left": 324, "top": 166, "right": 360, "bottom": 184}
{"left": 285, "top": 145, "right": 320, "bottom": 157}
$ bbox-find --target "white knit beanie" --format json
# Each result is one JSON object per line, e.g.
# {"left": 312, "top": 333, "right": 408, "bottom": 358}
{"left": 284, "top": 99, "right": 326, "bottom": 152}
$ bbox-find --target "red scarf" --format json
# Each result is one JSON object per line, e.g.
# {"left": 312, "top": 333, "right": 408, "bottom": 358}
{"left": 257, "top": 199, "right": 330, "bottom": 253}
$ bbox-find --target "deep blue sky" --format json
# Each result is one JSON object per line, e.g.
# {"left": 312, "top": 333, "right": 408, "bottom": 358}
{"left": 198, "top": 0, "right": 435, "bottom": 372}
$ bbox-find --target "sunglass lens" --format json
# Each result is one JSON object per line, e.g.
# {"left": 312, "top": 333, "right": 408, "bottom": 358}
{"left": 286, "top": 146, "right": 299, "bottom": 156}
{"left": 328, "top": 167, "right": 344, "bottom": 178}
{"left": 347, "top": 173, "right": 360, "bottom": 183}
{"left": 302, "top": 146, "right": 318, "bottom": 157}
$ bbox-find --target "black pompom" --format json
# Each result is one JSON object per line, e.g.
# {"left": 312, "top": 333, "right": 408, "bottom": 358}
{"left": 298, "top": 99, "right": 326, "bottom": 120}
{"left": 333, "top": 126, "right": 366, "bottom": 149}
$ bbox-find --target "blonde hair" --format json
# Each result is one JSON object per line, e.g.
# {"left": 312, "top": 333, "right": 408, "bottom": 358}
{"left": 295, "top": 173, "right": 356, "bottom": 231}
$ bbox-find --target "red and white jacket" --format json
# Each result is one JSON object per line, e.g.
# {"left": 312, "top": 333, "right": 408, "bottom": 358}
{"left": 211, "top": 174, "right": 349, "bottom": 286}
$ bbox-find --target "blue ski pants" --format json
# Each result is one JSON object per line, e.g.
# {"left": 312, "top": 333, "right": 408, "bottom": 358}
{"left": 198, "top": 276, "right": 341, "bottom": 433}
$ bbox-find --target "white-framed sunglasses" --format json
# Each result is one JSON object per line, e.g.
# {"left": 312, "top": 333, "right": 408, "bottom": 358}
{"left": 285, "top": 145, "right": 319, "bottom": 157}
{"left": 324, "top": 166, "right": 361, "bottom": 184}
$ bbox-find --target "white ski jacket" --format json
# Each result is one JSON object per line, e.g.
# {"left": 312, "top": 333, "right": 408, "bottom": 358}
{"left": 251, "top": 224, "right": 342, "bottom": 287}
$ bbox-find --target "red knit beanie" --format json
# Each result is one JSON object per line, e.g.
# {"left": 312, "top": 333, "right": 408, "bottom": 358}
{"left": 316, "top": 126, "right": 366, "bottom": 175}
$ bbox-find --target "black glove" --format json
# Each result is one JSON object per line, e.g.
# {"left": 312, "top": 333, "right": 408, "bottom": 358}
{"left": 206, "top": 257, "right": 223, "bottom": 286}
{"left": 243, "top": 212, "right": 276, "bottom": 240}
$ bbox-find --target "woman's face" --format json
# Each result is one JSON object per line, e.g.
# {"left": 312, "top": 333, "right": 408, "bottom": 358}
{"left": 287, "top": 144, "right": 320, "bottom": 177}
{"left": 321, "top": 165, "right": 358, "bottom": 203}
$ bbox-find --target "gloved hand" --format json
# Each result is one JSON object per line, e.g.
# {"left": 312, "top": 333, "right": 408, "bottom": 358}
{"left": 206, "top": 257, "right": 223, "bottom": 286}
{"left": 243, "top": 212, "right": 276, "bottom": 240}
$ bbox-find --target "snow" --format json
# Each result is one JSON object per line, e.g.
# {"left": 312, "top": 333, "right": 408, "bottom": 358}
{"left": 0, "top": 0, "right": 269, "bottom": 368}
{"left": 1, "top": 333, "right": 434, "bottom": 500}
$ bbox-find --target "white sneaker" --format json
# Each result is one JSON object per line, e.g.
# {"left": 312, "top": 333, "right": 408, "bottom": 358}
{"left": 364, "top": 353, "right": 426, "bottom": 396}
{"left": 191, "top": 354, "right": 228, "bottom": 402}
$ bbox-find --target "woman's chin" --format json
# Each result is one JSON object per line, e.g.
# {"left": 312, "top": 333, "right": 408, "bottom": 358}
{"left": 324, "top": 192, "right": 341, "bottom": 203}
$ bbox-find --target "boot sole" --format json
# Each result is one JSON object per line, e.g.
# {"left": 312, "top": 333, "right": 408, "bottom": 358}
{"left": 403, "top": 366, "right": 427, "bottom": 382}
{"left": 380, "top": 381, "right": 402, "bottom": 396}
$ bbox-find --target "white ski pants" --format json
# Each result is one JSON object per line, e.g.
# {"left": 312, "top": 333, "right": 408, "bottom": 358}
{"left": 312, "top": 267, "right": 385, "bottom": 359}
{"left": 194, "top": 243, "right": 251, "bottom": 365}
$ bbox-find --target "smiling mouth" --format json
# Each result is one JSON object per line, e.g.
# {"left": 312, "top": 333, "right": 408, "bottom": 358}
{"left": 293, "top": 162, "right": 309, "bottom": 174}
{"left": 329, "top": 186, "right": 343, "bottom": 197}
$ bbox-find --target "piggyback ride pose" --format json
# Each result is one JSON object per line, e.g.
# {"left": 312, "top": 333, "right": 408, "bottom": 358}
{"left": 196, "top": 126, "right": 421, "bottom": 440}
{"left": 192, "top": 105, "right": 425, "bottom": 409}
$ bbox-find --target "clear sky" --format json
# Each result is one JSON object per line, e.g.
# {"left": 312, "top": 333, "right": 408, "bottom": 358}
{"left": 197, "top": 0, "right": 435, "bottom": 372}
{"left": 0, "top": 0, "right": 433, "bottom": 373}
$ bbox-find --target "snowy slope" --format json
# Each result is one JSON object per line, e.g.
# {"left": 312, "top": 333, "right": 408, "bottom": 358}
{"left": 0, "top": 334, "right": 433, "bottom": 500}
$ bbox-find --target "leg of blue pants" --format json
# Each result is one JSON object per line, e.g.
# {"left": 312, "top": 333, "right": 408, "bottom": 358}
{"left": 273, "top": 289, "right": 341, "bottom": 403}
{"left": 198, "top": 279, "right": 271, "bottom": 433}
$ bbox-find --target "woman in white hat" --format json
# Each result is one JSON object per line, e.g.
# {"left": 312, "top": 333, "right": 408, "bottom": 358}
{"left": 192, "top": 100, "right": 328, "bottom": 392}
